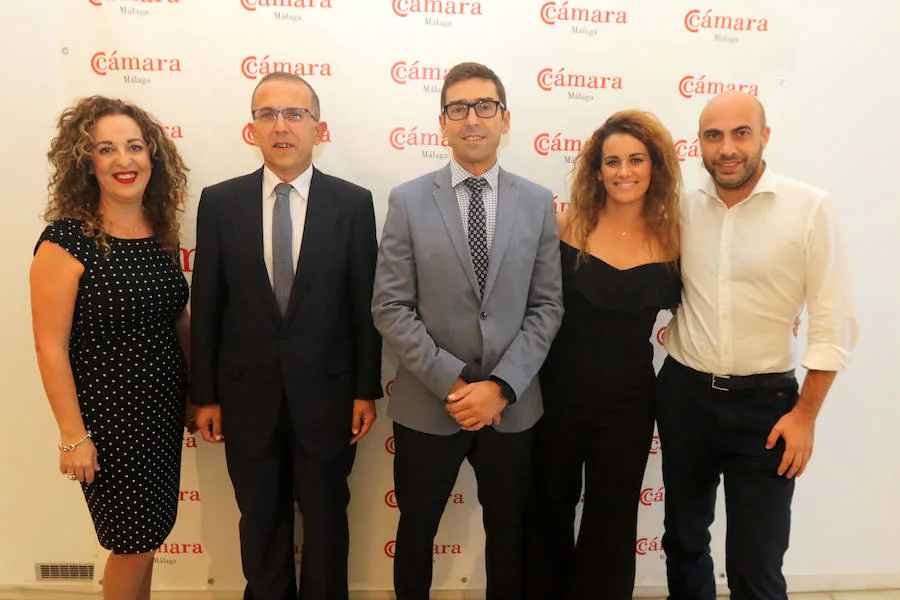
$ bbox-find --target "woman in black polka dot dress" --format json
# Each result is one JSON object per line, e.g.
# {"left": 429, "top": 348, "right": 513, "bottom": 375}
{"left": 31, "top": 96, "right": 193, "bottom": 600}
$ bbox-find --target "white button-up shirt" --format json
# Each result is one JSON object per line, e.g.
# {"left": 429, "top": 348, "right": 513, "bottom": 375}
{"left": 262, "top": 164, "right": 312, "bottom": 287}
{"left": 665, "top": 168, "right": 857, "bottom": 375}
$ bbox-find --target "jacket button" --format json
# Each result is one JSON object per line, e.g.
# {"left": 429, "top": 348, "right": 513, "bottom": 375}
{"left": 479, "top": 311, "right": 487, "bottom": 320}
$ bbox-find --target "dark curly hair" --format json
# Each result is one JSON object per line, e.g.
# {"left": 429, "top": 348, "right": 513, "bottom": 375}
{"left": 565, "top": 109, "right": 682, "bottom": 265}
{"left": 45, "top": 96, "right": 188, "bottom": 256}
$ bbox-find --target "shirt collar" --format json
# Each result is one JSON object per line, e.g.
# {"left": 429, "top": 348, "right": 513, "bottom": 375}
{"left": 449, "top": 158, "right": 500, "bottom": 192}
{"left": 263, "top": 163, "right": 314, "bottom": 201}
{"left": 699, "top": 162, "right": 776, "bottom": 206}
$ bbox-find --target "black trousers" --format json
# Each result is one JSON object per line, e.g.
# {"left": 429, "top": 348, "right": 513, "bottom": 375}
{"left": 225, "top": 402, "right": 356, "bottom": 600}
{"left": 524, "top": 383, "right": 654, "bottom": 600}
{"left": 392, "top": 422, "right": 533, "bottom": 600}
{"left": 656, "top": 357, "right": 798, "bottom": 600}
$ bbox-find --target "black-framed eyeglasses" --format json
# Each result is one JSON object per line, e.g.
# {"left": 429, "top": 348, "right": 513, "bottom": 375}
{"left": 442, "top": 100, "right": 505, "bottom": 121}
{"left": 252, "top": 107, "right": 319, "bottom": 123}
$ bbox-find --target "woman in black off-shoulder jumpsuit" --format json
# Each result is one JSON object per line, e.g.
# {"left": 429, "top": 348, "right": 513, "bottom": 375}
{"left": 525, "top": 110, "right": 683, "bottom": 600}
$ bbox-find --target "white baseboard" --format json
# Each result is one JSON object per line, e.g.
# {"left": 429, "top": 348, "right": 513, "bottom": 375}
{"left": 3, "top": 574, "right": 900, "bottom": 597}
{"left": 632, "top": 573, "right": 900, "bottom": 597}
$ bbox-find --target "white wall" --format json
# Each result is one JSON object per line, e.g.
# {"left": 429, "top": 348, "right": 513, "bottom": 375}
{"left": 0, "top": 0, "right": 897, "bottom": 593}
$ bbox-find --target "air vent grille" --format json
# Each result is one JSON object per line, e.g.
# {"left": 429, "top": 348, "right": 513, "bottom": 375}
{"left": 35, "top": 563, "right": 95, "bottom": 580}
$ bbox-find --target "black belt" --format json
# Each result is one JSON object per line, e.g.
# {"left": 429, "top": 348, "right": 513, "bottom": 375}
{"left": 671, "top": 359, "right": 795, "bottom": 392}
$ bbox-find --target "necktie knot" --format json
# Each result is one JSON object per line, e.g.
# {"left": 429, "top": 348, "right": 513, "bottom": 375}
{"left": 275, "top": 182, "right": 293, "bottom": 200}
{"left": 464, "top": 177, "right": 487, "bottom": 196}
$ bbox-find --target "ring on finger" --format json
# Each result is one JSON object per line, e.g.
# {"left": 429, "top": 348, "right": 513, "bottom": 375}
{"left": 64, "top": 472, "right": 77, "bottom": 480}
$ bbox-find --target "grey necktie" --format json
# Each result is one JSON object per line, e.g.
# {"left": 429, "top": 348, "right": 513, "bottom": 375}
{"left": 464, "top": 177, "right": 489, "bottom": 297}
{"left": 273, "top": 182, "right": 294, "bottom": 315}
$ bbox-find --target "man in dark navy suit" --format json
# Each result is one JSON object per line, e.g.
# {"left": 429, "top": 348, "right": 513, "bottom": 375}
{"left": 191, "top": 72, "right": 382, "bottom": 600}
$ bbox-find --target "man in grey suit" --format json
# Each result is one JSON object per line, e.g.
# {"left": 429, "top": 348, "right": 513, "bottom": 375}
{"left": 372, "top": 62, "right": 564, "bottom": 600}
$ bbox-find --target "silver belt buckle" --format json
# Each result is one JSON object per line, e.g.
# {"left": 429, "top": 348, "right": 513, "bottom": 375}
{"left": 711, "top": 374, "right": 730, "bottom": 391}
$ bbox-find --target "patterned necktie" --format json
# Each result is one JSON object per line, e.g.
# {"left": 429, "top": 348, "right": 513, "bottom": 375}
{"left": 464, "top": 177, "right": 489, "bottom": 297}
{"left": 273, "top": 182, "right": 294, "bottom": 315}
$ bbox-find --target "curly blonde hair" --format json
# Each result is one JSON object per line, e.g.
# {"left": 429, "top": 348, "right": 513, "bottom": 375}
{"left": 565, "top": 109, "right": 682, "bottom": 265}
{"left": 45, "top": 96, "right": 188, "bottom": 256}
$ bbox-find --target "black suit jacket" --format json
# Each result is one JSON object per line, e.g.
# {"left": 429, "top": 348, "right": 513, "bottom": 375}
{"left": 191, "top": 167, "right": 383, "bottom": 458}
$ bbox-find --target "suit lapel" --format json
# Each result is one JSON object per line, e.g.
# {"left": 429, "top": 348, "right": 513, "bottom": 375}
{"left": 483, "top": 168, "right": 518, "bottom": 300}
{"left": 231, "top": 168, "right": 283, "bottom": 320}
{"left": 284, "top": 167, "right": 339, "bottom": 321}
{"left": 432, "top": 165, "right": 481, "bottom": 297}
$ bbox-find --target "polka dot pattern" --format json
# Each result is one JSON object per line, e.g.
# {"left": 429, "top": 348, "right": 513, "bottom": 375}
{"left": 464, "top": 176, "right": 489, "bottom": 297}
{"left": 37, "top": 219, "right": 189, "bottom": 554}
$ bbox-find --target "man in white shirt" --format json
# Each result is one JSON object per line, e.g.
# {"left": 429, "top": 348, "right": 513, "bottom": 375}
{"left": 659, "top": 91, "right": 857, "bottom": 600}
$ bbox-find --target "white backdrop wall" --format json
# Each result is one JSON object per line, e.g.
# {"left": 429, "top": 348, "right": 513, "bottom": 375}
{"left": 0, "top": 0, "right": 897, "bottom": 594}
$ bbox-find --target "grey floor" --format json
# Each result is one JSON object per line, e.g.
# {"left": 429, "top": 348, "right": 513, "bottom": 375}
{"left": 1, "top": 588, "right": 899, "bottom": 599}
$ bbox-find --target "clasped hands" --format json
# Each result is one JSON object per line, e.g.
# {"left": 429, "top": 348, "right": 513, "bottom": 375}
{"left": 446, "top": 378, "right": 508, "bottom": 432}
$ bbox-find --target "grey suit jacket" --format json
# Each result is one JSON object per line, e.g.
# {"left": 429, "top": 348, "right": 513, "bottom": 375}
{"left": 372, "top": 164, "right": 563, "bottom": 435}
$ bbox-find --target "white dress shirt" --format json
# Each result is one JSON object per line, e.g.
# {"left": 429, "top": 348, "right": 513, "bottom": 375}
{"left": 450, "top": 158, "right": 499, "bottom": 249}
{"left": 262, "top": 165, "right": 312, "bottom": 287}
{"left": 665, "top": 168, "right": 857, "bottom": 375}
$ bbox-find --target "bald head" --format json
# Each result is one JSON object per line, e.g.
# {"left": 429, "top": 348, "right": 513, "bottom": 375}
{"left": 699, "top": 91, "right": 766, "bottom": 133}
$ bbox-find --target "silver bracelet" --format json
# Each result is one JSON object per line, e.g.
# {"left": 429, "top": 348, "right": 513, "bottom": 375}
{"left": 58, "top": 430, "right": 92, "bottom": 452}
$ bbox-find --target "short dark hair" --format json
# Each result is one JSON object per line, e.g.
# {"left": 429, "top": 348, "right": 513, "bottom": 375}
{"left": 440, "top": 62, "right": 507, "bottom": 110}
{"left": 251, "top": 72, "right": 321, "bottom": 119}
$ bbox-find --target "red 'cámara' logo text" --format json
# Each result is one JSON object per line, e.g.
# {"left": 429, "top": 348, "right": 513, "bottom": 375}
{"left": 391, "top": 61, "right": 449, "bottom": 85}
{"left": 392, "top": 0, "right": 482, "bottom": 17}
{"left": 636, "top": 537, "right": 663, "bottom": 555}
{"left": 180, "top": 248, "right": 195, "bottom": 273}
{"left": 534, "top": 133, "right": 583, "bottom": 157}
{"left": 90, "top": 0, "right": 179, "bottom": 5}
{"left": 241, "top": 55, "right": 332, "bottom": 80}
{"left": 553, "top": 194, "right": 570, "bottom": 215}
{"left": 157, "top": 542, "right": 204, "bottom": 554}
{"left": 241, "top": 0, "right": 332, "bottom": 10}
{"left": 385, "top": 489, "right": 463, "bottom": 508}
{"left": 640, "top": 486, "right": 665, "bottom": 506}
{"left": 684, "top": 9, "right": 769, "bottom": 33}
{"left": 164, "top": 125, "right": 183, "bottom": 140}
{"left": 540, "top": 2, "right": 627, "bottom": 25}
{"left": 678, "top": 75, "right": 758, "bottom": 99}
{"left": 656, "top": 325, "right": 667, "bottom": 345}
{"left": 179, "top": 490, "right": 202, "bottom": 502}
{"left": 91, "top": 51, "right": 182, "bottom": 76}
{"left": 390, "top": 127, "right": 449, "bottom": 151}
{"left": 384, "top": 540, "right": 462, "bottom": 558}
{"left": 538, "top": 68, "right": 623, "bottom": 92}
{"left": 674, "top": 139, "right": 700, "bottom": 161}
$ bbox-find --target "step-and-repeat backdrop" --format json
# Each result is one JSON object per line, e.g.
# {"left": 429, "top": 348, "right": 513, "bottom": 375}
{"left": 10, "top": 0, "right": 887, "bottom": 594}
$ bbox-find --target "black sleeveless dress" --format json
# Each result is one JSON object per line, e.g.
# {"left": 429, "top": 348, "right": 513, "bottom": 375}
{"left": 526, "top": 241, "right": 680, "bottom": 600}
{"left": 36, "top": 219, "right": 189, "bottom": 554}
